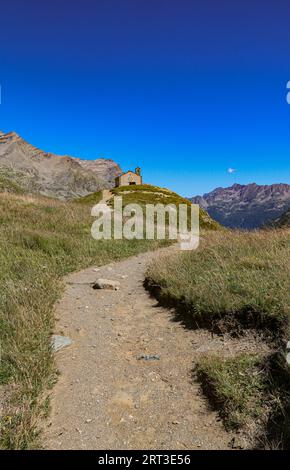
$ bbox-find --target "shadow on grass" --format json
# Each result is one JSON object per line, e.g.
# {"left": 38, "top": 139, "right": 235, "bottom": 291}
{"left": 261, "top": 353, "right": 290, "bottom": 450}
{"left": 144, "top": 279, "right": 290, "bottom": 450}
{"left": 144, "top": 278, "right": 287, "bottom": 342}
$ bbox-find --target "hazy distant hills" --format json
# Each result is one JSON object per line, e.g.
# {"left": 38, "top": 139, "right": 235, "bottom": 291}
{"left": 191, "top": 183, "right": 290, "bottom": 229}
{"left": 0, "top": 131, "right": 122, "bottom": 199}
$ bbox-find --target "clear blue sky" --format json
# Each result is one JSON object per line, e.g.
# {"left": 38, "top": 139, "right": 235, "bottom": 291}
{"left": 0, "top": 0, "right": 290, "bottom": 197}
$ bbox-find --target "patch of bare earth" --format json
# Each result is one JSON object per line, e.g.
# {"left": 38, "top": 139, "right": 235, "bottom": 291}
{"left": 44, "top": 247, "right": 269, "bottom": 450}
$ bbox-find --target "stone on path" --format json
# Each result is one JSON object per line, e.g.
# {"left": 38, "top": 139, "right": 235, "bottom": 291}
{"left": 137, "top": 354, "right": 160, "bottom": 361}
{"left": 51, "top": 335, "right": 73, "bottom": 352}
{"left": 93, "top": 279, "right": 120, "bottom": 291}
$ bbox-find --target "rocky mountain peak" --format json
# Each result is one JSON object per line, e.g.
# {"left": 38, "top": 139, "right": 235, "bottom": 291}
{"left": 0, "top": 130, "right": 122, "bottom": 199}
{"left": 191, "top": 183, "right": 290, "bottom": 229}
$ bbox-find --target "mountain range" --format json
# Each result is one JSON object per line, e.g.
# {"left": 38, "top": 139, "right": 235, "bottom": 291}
{"left": 0, "top": 131, "right": 122, "bottom": 199}
{"left": 191, "top": 183, "right": 290, "bottom": 229}
{"left": 1, "top": 131, "right": 289, "bottom": 229}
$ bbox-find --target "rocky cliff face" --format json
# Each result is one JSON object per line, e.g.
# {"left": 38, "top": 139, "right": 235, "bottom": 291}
{"left": 191, "top": 183, "right": 290, "bottom": 229}
{"left": 74, "top": 157, "right": 122, "bottom": 186}
{"left": 0, "top": 131, "right": 122, "bottom": 199}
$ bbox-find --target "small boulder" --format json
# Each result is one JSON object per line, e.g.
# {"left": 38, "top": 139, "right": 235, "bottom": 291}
{"left": 93, "top": 279, "right": 120, "bottom": 291}
{"left": 137, "top": 354, "right": 160, "bottom": 361}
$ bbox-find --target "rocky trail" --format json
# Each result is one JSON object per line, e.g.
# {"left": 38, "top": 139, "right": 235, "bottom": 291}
{"left": 44, "top": 246, "right": 262, "bottom": 450}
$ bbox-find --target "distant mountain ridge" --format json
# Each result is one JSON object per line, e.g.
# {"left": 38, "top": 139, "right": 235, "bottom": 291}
{"left": 0, "top": 131, "right": 122, "bottom": 199}
{"left": 190, "top": 183, "right": 290, "bottom": 229}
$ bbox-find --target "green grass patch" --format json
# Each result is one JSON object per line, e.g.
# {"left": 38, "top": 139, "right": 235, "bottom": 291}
{"left": 75, "top": 190, "right": 103, "bottom": 205}
{"left": 196, "top": 354, "right": 267, "bottom": 430}
{"left": 196, "top": 353, "right": 290, "bottom": 448}
{"left": 77, "top": 184, "right": 221, "bottom": 230}
{"left": 146, "top": 230, "right": 290, "bottom": 336}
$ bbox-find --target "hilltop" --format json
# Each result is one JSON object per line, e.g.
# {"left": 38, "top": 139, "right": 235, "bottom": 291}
{"left": 78, "top": 183, "right": 220, "bottom": 230}
{"left": 191, "top": 183, "right": 290, "bottom": 229}
{"left": 0, "top": 131, "right": 121, "bottom": 199}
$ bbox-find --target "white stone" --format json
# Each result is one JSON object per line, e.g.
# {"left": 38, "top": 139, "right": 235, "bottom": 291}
{"left": 93, "top": 279, "right": 120, "bottom": 291}
{"left": 51, "top": 335, "right": 72, "bottom": 352}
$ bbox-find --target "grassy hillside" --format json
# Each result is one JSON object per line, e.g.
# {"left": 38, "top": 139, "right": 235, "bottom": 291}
{"left": 77, "top": 184, "right": 221, "bottom": 230}
{"left": 0, "top": 191, "right": 170, "bottom": 449}
{"left": 269, "top": 207, "right": 290, "bottom": 228}
{"left": 146, "top": 229, "right": 290, "bottom": 447}
{"left": 0, "top": 169, "right": 25, "bottom": 194}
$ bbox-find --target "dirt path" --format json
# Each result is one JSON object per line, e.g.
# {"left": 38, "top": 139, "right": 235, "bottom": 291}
{"left": 100, "top": 189, "right": 113, "bottom": 204}
{"left": 44, "top": 247, "right": 238, "bottom": 450}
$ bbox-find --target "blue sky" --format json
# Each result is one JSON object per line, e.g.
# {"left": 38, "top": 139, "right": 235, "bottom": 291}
{"left": 0, "top": 0, "right": 290, "bottom": 197}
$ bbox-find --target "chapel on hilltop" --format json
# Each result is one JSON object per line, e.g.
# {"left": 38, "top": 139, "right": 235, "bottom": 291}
{"left": 115, "top": 167, "right": 142, "bottom": 187}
